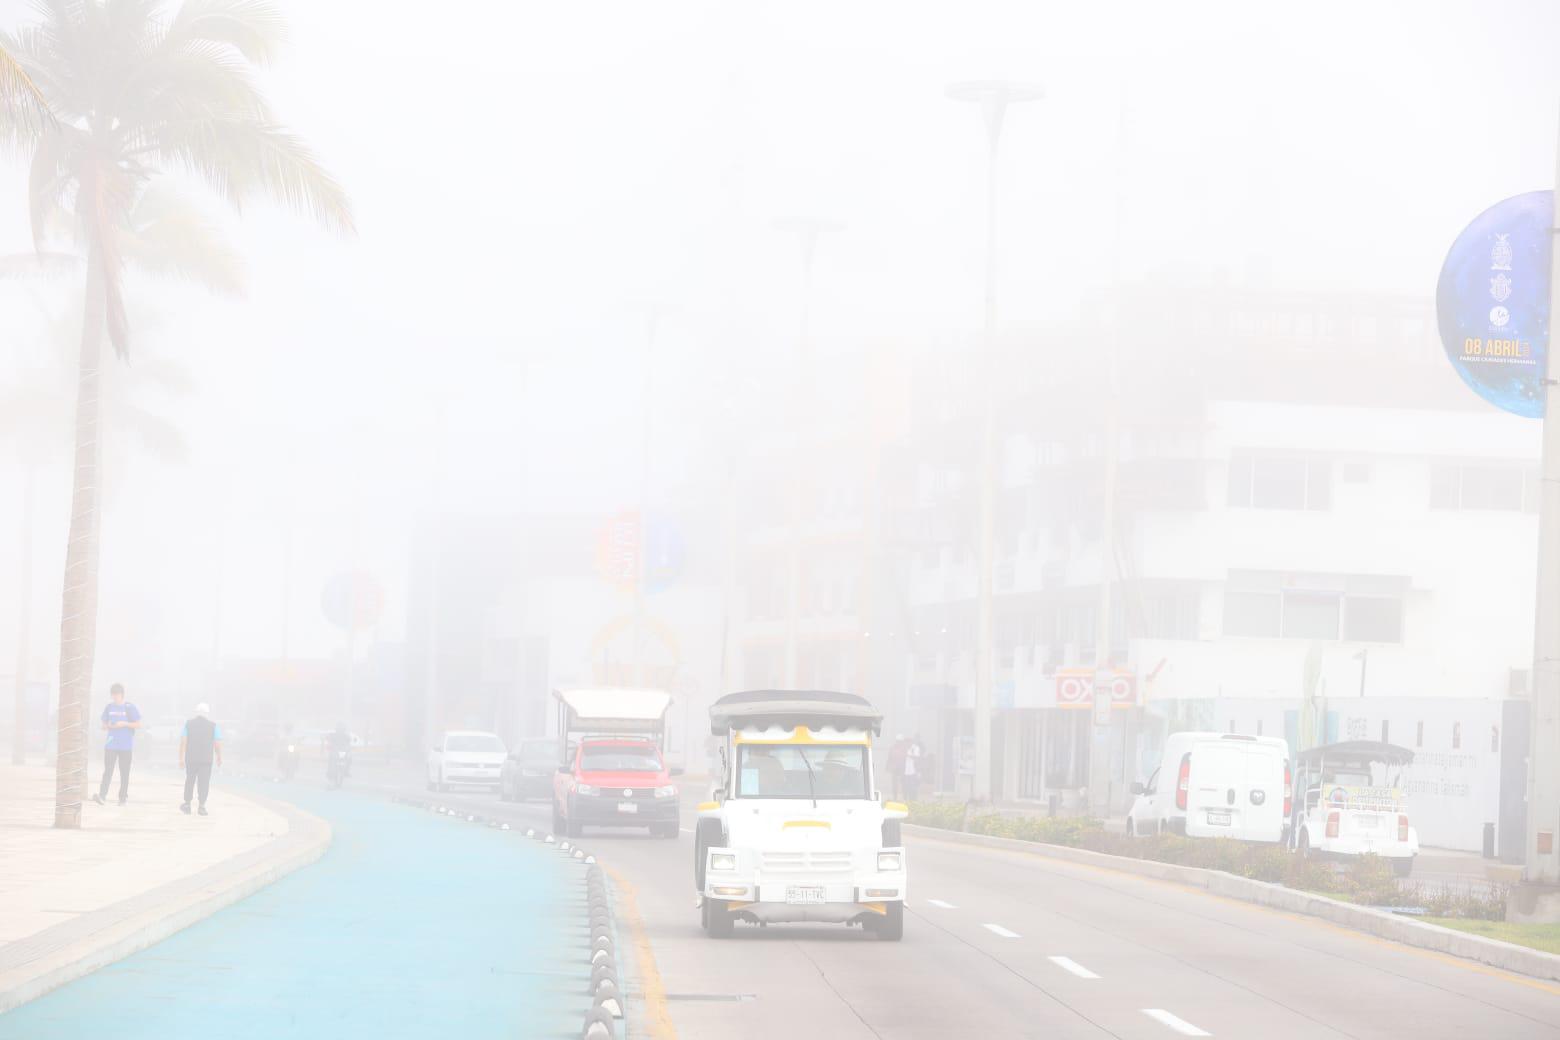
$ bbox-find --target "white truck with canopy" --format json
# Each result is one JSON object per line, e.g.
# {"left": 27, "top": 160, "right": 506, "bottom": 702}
{"left": 1291, "top": 740, "right": 1419, "bottom": 876}
{"left": 694, "top": 689, "right": 908, "bottom": 940}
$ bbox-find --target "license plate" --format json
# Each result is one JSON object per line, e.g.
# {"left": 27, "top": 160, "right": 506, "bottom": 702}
{"left": 785, "top": 885, "right": 826, "bottom": 905}
{"left": 1206, "top": 810, "right": 1231, "bottom": 826}
{"left": 617, "top": 802, "right": 638, "bottom": 814}
{"left": 1355, "top": 813, "right": 1379, "bottom": 829}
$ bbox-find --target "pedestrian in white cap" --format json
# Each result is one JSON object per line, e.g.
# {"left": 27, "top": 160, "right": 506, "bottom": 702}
{"left": 179, "top": 703, "right": 224, "bottom": 815}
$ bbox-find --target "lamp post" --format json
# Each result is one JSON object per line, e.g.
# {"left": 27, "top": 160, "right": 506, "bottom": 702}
{"left": 774, "top": 217, "right": 844, "bottom": 688}
{"left": 946, "top": 80, "right": 1041, "bottom": 801}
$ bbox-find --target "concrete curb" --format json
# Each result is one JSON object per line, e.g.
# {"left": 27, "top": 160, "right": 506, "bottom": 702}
{"left": 0, "top": 792, "right": 332, "bottom": 1014}
{"left": 905, "top": 823, "right": 1560, "bottom": 983}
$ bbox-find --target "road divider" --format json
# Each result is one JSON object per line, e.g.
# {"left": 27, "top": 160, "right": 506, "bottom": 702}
{"left": 907, "top": 823, "right": 1560, "bottom": 983}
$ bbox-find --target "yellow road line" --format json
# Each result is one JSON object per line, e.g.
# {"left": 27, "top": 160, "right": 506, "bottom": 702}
{"left": 913, "top": 832, "right": 1560, "bottom": 998}
{"left": 607, "top": 865, "right": 679, "bottom": 1040}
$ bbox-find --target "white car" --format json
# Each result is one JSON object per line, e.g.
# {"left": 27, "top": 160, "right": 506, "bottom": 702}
{"left": 427, "top": 730, "right": 507, "bottom": 792}
{"left": 1127, "top": 731, "right": 1289, "bottom": 843}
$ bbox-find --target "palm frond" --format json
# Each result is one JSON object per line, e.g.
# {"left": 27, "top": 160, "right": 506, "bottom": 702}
{"left": 162, "top": 0, "right": 288, "bottom": 67}
{"left": 138, "top": 117, "right": 355, "bottom": 235}
{"left": 0, "top": 43, "right": 52, "bottom": 125}
{"left": 121, "top": 181, "right": 244, "bottom": 294}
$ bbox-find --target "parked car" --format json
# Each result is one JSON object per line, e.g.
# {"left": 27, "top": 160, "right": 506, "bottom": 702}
{"left": 1127, "top": 731, "right": 1289, "bottom": 843}
{"left": 427, "top": 730, "right": 507, "bottom": 792}
{"left": 499, "top": 738, "right": 559, "bottom": 802}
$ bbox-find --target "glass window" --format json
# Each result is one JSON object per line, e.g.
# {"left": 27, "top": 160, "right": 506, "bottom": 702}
{"left": 1305, "top": 461, "right": 1332, "bottom": 510}
{"left": 580, "top": 746, "right": 663, "bottom": 773}
{"left": 1343, "top": 596, "right": 1404, "bottom": 642}
{"left": 1224, "top": 588, "right": 1281, "bottom": 637}
{"left": 1227, "top": 455, "right": 1253, "bottom": 507}
{"left": 1381, "top": 720, "right": 1390, "bottom": 744}
{"left": 734, "top": 744, "right": 869, "bottom": 799}
{"left": 1460, "top": 467, "right": 1524, "bottom": 510}
{"left": 1251, "top": 458, "right": 1308, "bottom": 509}
{"left": 1282, "top": 591, "right": 1340, "bottom": 639}
{"left": 445, "top": 734, "right": 505, "bottom": 753}
{"left": 1429, "top": 464, "right": 1460, "bottom": 509}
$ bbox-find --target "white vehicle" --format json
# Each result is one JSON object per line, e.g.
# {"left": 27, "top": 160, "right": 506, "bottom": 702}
{"left": 1291, "top": 741, "right": 1419, "bottom": 876}
{"left": 695, "top": 689, "right": 908, "bottom": 941}
{"left": 427, "top": 730, "right": 507, "bottom": 792}
{"left": 1127, "top": 732, "right": 1290, "bottom": 843}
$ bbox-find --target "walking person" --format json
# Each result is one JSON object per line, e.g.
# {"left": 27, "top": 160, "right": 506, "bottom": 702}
{"left": 179, "top": 703, "right": 224, "bottom": 816}
{"left": 886, "top": 734, "right": 909, "bottom": 801}
{"left": 91, "top": 683, "right": 141, "bottom": 806}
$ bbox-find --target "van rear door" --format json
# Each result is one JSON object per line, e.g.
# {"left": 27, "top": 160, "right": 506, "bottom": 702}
{"left": 1185, "top": 740, "right": 1245, "bottom": 838}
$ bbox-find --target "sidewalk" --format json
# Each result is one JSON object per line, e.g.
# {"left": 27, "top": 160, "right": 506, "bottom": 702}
{"left": 0, "top": 763, "right": 329, "bottom": 1012}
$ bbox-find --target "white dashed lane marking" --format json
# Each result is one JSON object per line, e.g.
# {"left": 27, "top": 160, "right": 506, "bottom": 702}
{"left": 1142, "top": 1009, "right": 1211, "bottom": 1036}
{"left": 926, "top": 899, "right": 957, "bottom": 909}
{"left": 1047, "top": 956, "right": 1100, "bottom": 979}
{"left": 982, "top": 923, "right": 1021, "bottom": 938}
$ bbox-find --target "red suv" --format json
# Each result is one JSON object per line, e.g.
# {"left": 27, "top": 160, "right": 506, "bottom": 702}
{"left": 552, "top": 737, "right": 680, "bottom": 838}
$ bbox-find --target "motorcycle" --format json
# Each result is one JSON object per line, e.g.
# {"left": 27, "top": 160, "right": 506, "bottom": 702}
{"left": 278, "top": 743, "right": 300, "bottom": 781}
{"left": 327, "top": 748, "right": 350, "bottom": 789}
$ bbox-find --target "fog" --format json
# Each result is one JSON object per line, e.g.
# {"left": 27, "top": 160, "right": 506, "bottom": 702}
{"left": 5, "top": 2, "right": 1560, "bottom": 1035}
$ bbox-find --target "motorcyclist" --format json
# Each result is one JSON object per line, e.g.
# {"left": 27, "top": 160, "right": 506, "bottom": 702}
{"left": 325, "top": 723, "right": 352, "bottom": 779}
{"left": 276, "top": 722, "right": 300, "bottom": 780}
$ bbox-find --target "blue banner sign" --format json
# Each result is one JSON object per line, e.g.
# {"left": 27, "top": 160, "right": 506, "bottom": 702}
{"left": 1435, "top": 190, "right": 1553, "bottom": 418}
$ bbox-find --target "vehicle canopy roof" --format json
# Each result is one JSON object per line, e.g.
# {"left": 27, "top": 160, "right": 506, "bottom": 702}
{"left": 709, "top": 689, "right": 882, "bottom": 736}
{"left": 555, "top": 687, "right": 672, "bottom": 740}
{"left": 1293, "top": 740, "right": 1414, "bottom": 769}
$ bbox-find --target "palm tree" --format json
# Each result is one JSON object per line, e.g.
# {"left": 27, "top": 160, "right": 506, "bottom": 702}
{"left": 1, "top": 0, "right": 353, "bottom": 828}
{"left": 0, "top": 43, "right": 51, "bottom": 124}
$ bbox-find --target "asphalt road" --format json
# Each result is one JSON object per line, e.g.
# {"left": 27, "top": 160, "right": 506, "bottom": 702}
{"left": 362, "top": 763, "right": 1560, "bottom": 1040}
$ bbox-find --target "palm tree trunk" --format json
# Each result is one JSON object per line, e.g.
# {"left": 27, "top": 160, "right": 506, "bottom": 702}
{"left": 53, "top": 248, "right": 106, "bottom": 828}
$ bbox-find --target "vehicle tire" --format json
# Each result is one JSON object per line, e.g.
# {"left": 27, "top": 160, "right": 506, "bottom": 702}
{"left": 1125, "top": 818, "right": 1136, "bottom": 837}
{"left": 1393, "top": 856, "right": 1414, "bottom": 878}
{"left": 694, "top": 817, "right": 725, "bottom": 891}
{"left": 881, "top": 819, "right": 902, "bottom": 847}
{"left": 703, "top": 899, "right": 734, "bottom": 939}
{"left": 1297, "top": 829, "right": 1312, "bottom": 859}
{"left": 658, "top": 821, "right": 680, "bottom": 839}
{"left": 872, "top": 901, "right": 904, "bottom": 942}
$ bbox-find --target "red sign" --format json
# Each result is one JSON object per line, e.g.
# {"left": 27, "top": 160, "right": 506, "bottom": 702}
{"left": 1056, "top": 668, "right": 1136, "bottom": 709}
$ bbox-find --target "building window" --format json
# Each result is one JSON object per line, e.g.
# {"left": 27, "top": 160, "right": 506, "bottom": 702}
{"left": 1416, "top": 721, "right": 1424, "bottom": 748}
{"left": 1224, "top": 571, "right": 1404, "bottom": 643}
{"left": 1381, "top": 720, "right": 1390, "bottom": 744}
{"left": 1430, "top": 463, "right": 1530, "bottom": 511}
{"left": 1343, "top": 596, "right": 1404, "bottom": 642}
{"left": 1452, "top": 722, "right": 1462, "bottom": 750}
{"left": 1228, "top": 454, "right": 1331, "bottom": 510}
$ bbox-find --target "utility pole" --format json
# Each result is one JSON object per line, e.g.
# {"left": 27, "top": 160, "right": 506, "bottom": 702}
{"left": 12, "top": 465, "right": 34, "bottom": 765}
{"left": 947, "top": 81, "right": 1041, "bottom": 802}
{"left": 1526, "top": 104, "right": 1560, "bottom": 886}
{"left": 774, "top": 218, "right": 842, "bottom": 689}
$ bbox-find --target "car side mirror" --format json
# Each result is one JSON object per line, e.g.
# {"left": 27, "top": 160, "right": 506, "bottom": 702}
{"left": 557, "top": 765, "right": 570, "bottom": 775}
{"left": 1130, "top": 782, "right": 1145, "bottom": 796}
{"left": 670, "top": 766, "right": 684, "bottom": 776}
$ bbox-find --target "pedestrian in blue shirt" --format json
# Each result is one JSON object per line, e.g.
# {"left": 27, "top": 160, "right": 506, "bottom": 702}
{"left": 179, "top": 703, "right": 223, "bottom": 816}
{"left": 91, "top": 683, "right": 141, "bottom": 806}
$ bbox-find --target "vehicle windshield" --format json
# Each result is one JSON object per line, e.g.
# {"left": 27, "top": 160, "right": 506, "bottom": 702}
{"left": 580, "top": 747, "right": 662, "bottom": 773}
{"left": 445, "top": 735, "right": 504, "bottom": 753}
{"left": 734, "top": 744, "right": 870, "bottom": 799}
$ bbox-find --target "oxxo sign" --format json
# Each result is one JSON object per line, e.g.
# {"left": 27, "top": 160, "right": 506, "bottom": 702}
{"left": 1436, "top": 190, "right": 1554, "bottom": 418}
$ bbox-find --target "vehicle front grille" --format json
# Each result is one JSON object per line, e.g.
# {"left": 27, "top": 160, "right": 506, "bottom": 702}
{"left": 760, "top": 850, "right": 855, "bottom": 874}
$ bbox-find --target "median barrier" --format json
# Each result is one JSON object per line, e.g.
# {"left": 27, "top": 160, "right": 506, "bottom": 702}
{"left": 906, "top": 822, "right": 1560, "bottom": 983}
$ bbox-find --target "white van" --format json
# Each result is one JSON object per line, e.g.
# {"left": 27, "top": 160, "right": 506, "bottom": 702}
{"left": 1127, "top": 732, "right": 1289, "bottom": 843}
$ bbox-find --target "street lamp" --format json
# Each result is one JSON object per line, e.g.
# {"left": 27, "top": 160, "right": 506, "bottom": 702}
{"left": 773, "top": 217, "right": 844, "bottom": 688}
{"left": 946, "top": 80, "right": 1042, "bottom": 801}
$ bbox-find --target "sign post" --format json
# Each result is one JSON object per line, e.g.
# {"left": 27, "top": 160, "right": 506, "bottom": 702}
{"left": 1435, "top": 111, "right": 1559, "bottom": 888}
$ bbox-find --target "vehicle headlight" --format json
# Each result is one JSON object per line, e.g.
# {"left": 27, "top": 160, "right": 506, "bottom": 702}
{"left": 576, "top": 783, "right": 596, "bottom": 796}
{"left": 655, "top": 785, "right": 678, "bottom": 799}
{"left": 877, "top": 851, "right": 903, "bottom": 872}
{"left": 286, "top": 745, "right": 295, "bottom": 753}
{"left": 709, "top": 852, "right": 737, "bottom": 871}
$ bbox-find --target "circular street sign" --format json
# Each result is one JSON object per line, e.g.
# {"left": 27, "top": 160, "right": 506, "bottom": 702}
{"left": 1435, "top": 190, "right": 1553, "bottom": 419}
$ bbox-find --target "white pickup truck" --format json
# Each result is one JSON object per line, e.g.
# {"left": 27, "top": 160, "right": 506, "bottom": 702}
{"left": 694, "top": 689, "right": 908, "bottom": 940}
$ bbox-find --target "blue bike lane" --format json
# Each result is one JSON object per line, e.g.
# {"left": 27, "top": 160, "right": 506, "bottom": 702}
{"left": 0, "top": 782, "right": 587, "bottom": 1039}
